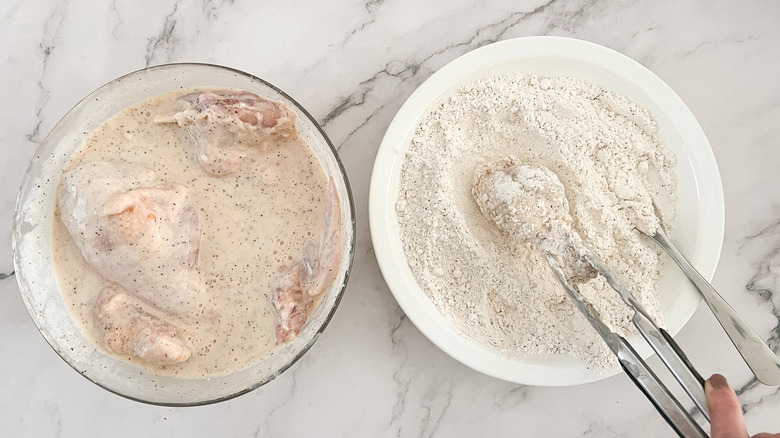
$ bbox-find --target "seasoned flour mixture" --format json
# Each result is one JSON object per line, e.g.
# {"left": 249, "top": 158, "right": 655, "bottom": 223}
{"left": 397, "top": 74, "right": 676, "bottom": 370}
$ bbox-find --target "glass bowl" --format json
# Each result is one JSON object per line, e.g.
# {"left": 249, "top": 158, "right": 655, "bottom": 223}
{"left": 13, "top": 63, "right": 355, "bottom": 405}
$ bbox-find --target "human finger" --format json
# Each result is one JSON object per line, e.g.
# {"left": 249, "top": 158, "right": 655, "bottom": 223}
{"left": 706, "top": 374, "right": 749, "bottom": 438}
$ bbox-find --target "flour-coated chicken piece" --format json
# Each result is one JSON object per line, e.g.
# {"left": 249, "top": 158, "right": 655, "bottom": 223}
{"left": 473, "top": 157, "right": 596, "bottom": 282}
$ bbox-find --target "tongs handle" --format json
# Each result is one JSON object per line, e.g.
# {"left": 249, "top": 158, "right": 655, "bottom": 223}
{"left": 584, "top": 249, "right": 710, "bottom": 419}
{"left": 644, "top": 228, "right": 780, "bottom": 386}
{"left": 631, "top": 299, "right": 710, "bottom": 420}
{"left": 615, "top": 337, "right": 708, "bottom": 438}
{"left": 545, "top": 255, "right": 708, "bottom": 437}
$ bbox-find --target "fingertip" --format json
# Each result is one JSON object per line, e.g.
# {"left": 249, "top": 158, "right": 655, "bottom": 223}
{"left": 706, "top": 374, "right": 749, "bottom": 438}
{"left": 707, "top": 373, "right": 730, "bottom": 391}
{"left": 706, "top": 374, "right": 739, "bottom": 406}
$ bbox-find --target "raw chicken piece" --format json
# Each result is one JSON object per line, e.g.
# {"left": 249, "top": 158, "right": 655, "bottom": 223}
{"left": 158, "top": 91, "right": 297, "bottom": 176}
{"left": 472, "top": 156, "right": 596, "bottom": 282}
{"left": 301, "top": 178, "right": 342, "bottom": 296}
{"left": 272, "top": 178, "right": 342, "bottom": 342}
{"left": 94, "top": 285, "right": 191, "bottom": 365}
{"left": 271, "top": 265, "right": 313, "bottom": 343}
{"left": 58, "top": 161, "right": 207, "bottom": 317}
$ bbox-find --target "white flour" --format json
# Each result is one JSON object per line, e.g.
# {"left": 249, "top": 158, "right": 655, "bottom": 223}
{"left": 397, "top": 73, "right": 676, "bottom": 370}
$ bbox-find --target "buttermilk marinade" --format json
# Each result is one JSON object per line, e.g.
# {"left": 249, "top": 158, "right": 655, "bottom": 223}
{"left": 52, "top": 87, "right": 338, "bottom": 378}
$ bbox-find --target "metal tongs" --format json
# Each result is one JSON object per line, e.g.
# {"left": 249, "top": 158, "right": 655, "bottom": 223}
{"left": 545, "top": 250, "right": 709, "bottom": 437}
{"left": 641, "top": 228, "right": 780, "bottom": 386}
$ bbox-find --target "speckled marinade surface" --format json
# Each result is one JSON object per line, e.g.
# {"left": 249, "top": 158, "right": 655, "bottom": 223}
{"left": 51, "top": 87, "right": 330, "bottom": 378}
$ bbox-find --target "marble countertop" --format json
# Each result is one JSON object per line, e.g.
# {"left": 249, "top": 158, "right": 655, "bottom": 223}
{"left": 2, "top": 1, "right": 779, "bottom": 436}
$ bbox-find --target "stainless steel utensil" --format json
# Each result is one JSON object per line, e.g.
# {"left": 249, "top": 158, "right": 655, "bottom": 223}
{"left": 582, "top": 248, "right": 710, "bottom": 420}
{"left": 545, "top": 255, "right": 708, "bottom": 438}
{"left": 640, "top": 228, "right": 780, "bottom": 386}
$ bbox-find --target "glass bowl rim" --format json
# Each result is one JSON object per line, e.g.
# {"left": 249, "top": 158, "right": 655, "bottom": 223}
{"left": 12, "top": 62, "right": 357, "bottom": 406}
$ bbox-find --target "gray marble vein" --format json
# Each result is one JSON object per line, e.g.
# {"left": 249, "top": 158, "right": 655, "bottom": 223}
{"left": 319, "top": 0, "right": 560, "bottom": 138}
{"left": 746, "top": 250, "right": 780, "bottom": 352}
{"left": 109, "top": 0, "right": 122, "bottom": 40}
{"left": 740, "top": 219, "right": 780, "bottom": 245}
{"left": 338, "top": 0, "right": 386, "bottom": 47}
{"left": 418, "top": 385, "right": 453, "bottom": 438}
{"left": 201, "top": 0, "right": 235, "bottom": 21}
{"left": 740, "top": 218, "right": 780, "bottom": 352}
{"left": 253, "top": 367, "right": 301, "bottom": 437}
{"left": 492, "top": 385, "right": 528, "bottom": 410}
{"left": 2, "top": 0, "right": 780, "bottom": 436}
{"left": 26, "top": 5, "right": 64, "bottom": 144}
{"left": 390, "top": 312, "right": 412, "bottom": 435}
{"left": 681, "top": 33, "right": 761, "bottom": 58}
{"left": 582, "top": 421, "right": 621, "bottom": 437}
{"left": 145, "top": 2, "right": 181, "bottom": 67}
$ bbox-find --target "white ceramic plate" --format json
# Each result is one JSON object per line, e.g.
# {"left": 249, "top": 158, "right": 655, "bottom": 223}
{"left": 369, "top": 36, "right": 724, "bottom": 386}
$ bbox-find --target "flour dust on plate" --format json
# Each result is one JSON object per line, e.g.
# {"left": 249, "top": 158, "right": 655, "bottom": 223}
{"left": 397, "top": 72, "right": 677, "bottom": 372}
{"left": 52, "top": 87, "right": 342, "bottom": 378}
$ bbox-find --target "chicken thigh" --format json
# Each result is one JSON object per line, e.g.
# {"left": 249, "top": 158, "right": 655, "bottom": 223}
{"left": 58, "top": 161, "right": 207, "bottom": 317}
{"left": 158, "top": 91, "right": 297, "bottom": 176}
